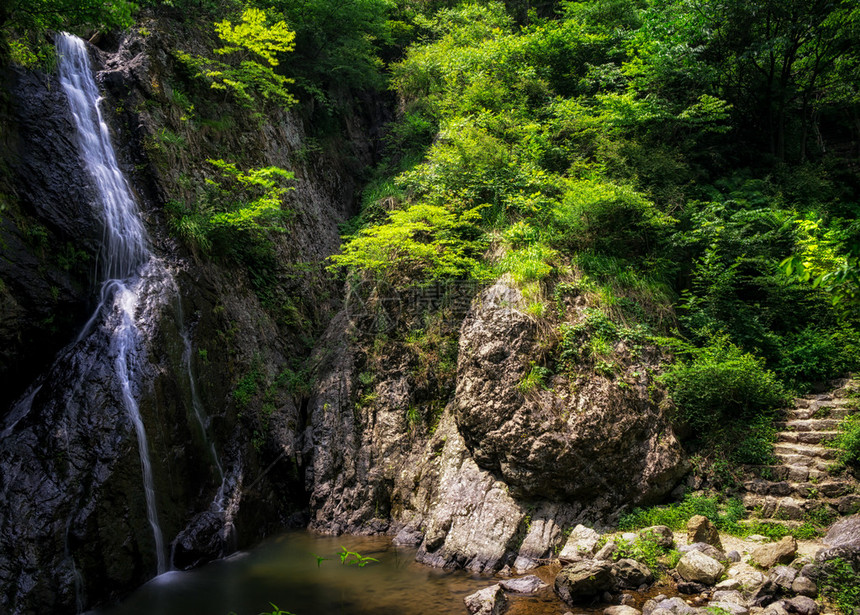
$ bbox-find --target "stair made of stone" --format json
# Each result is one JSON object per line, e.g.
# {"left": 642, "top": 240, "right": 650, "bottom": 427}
{"left": 741, "top": 377, "right": 860, "bottom": 523}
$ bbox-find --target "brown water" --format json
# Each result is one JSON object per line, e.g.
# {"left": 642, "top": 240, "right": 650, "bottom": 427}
{"left": 98, "top": 532, "right": 585, "bottom": 615}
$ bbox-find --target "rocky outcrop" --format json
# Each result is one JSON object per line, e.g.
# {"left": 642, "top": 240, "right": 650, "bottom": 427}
{"left": 306, "top": 280, "right": 687, "bottom": 575}
{"left": 453, "top": 283, "right": 685, "bottom": 509}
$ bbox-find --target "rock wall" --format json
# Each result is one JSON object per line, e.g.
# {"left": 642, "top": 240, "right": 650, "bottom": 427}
{"left": 306, "top": 281, "right": 688, "bottom": 574}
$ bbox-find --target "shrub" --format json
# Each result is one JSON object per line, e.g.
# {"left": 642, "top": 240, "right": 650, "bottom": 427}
{"left": 828, "top": 414, "right": 860, "bottom": 473}
{"left": 818, "top": 557, "right": 860, "bottom": 615}
{"left": 329, "top": 203, "right": 490, "bottom": 285}
{"left": 661, "top": 335, "right": 788, "bottom": 434}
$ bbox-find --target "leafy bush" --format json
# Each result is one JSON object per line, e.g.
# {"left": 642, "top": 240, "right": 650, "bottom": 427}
{"left": 329, "top": 203, "right": 490, "bottom": 285}
{"left": 828, "top": 414, "right": 860, "bottom": 473}
{"left": 551, "top": 179, "right": 674, "bottom": 259}
{"left": 613, "top": 533, "right": 670, "bottom": 576}
{"left": 661, "top": 335, "right": 788, "bottom": 434}
{"left": 167, "top": 159, "right": 294, "bottom": 257}
{"left": 818, "top": 557, "right": 860, "bottom": 615}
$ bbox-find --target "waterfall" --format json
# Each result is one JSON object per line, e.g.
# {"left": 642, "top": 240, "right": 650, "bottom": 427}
{"left": 56, "top": 33, "right": 166, "bottom": 575}
{"left": 180, "top": 321, "right": 227, "bottom": 511}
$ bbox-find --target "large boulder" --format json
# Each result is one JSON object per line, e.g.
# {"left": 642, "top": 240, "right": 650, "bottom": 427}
{"left": 453, "top": 281, "right": 687, "bottom": 510}
{"left": 751, "top": 537, "right": 797, "bottom": 569}
{"left": 676, "top": 550, "right": 725, "bottom": 585}
{"left": 554, "top": 560, "right": 615, "bottom": 604}
{"left": 687, "top": 515, "right": 722, "bottom": 550}
{"left": 824, "top": 515, "right": 860, "bottom": 548}
{"left": 679, "top": 542, "right": 726, "bottom": 561}
{"left": 464, "top": 584, "right": 507, "bottom": 615}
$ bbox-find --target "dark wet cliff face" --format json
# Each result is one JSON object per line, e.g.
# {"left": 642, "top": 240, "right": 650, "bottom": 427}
{"left": 0, "top": 66, "right": 101, "bottom": 412}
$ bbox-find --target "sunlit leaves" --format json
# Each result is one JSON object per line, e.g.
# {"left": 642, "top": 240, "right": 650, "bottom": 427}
{"left": 214, "top": 8, "right": 295, "bottom": 66}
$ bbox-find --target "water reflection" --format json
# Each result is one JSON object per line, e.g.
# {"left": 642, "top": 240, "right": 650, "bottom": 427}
{"left": 99, "top": 532, "right": 593, "bottom": 615}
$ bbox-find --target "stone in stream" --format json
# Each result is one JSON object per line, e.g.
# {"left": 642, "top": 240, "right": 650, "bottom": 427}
{"left": 750, "top": 536, "right": 797, "bottom": 568}
{"left": 554, "top": 560, "right": 615, "bottom": 604}
{"left": 604, "top": 606, "right": 642, "bottom": 615}
{"left": 676, "top": 550, "right": 725, "bottom": 585}
{"left": 464, "top": 584, "right": 507, "bottom": 615}
{"left": 499, "top": 575, "right": 547, "bottom": 593}
{"left": 614, "top": 558, "right": 654, "bottom": 589}
{"left": 686, "top": 515, "right": 722, "bottom": 550}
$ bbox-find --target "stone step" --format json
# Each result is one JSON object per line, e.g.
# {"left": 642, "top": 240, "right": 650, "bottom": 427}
{"left": 786, "top": 404, "right": 855, "bottom": 420}
{"left": 743, "top": 493, "right": 860, "bottom": 518}
{"left": 774, "top": 443, "right": 839, "bottom": 459}
{"left": 745, "top": 464, "right": 830, "bottom": 482}
{"left": 776, "top": 430, "right": 840, "bottom": 445}
{"left": 772, "top": 454, "right": 833, "bottom": 469}
{"left": 778, "top": 418, "right": 842, "bottom": 431}
{"left": 742, "top": 478, "right": 854, "bottom": 499}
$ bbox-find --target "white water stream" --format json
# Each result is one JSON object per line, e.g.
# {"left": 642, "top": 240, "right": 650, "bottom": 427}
{"left": 57, "top": 33, "right": 166, "bottom": 575}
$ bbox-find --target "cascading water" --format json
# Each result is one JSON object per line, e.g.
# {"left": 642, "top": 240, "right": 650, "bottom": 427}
{"left": 56, "top": 32, "right": 166, "bottom": 575}
{"left": 179, "top": 318, "right": 227, "bottom": 510}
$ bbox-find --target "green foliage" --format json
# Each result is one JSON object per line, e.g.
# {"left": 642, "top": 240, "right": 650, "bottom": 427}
{"left": 660, "top": 335, "right": 788, "bottom": 434}
{"left": 329, "top": 203, "right": 490, "bottom": 285}
{"left": 258, "top": 604, "right": 296, "bottom": 615}
{"left": 175, "top": 8, "right": 296, "bottom": 109}
{"left": 612, "top": 532, "right": 669, "bottom": 576}
{"left": 818, "top": 558, "right": 860, "bottom": 615}
{"left": 518, "top": 361, "right": 551, "bottom": 393}
{"left": 214, "top": 8, "right": 295, "bottom": 67}
{"left": 167, "top": 159, "right": 294, "bottom": 259}
{"left": 551, "top": 179, "right": 674, "bottom": 259}
{"left": 234, "top": 365, "right": 263, "bottom": 408}
{"left": 828, "top": 414, "right": 860, "bottom": 474}
{"left": 7, "top": 35, "right": 55, "bottom": 70}
{"left": 620, "top": 493, "right": 824, "bottom": 540}
{"left": 268, "top": 0, "right": 395, "bottom": 95}
{"left": 1, "top": 0, "right": 135, "bottom": 31}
